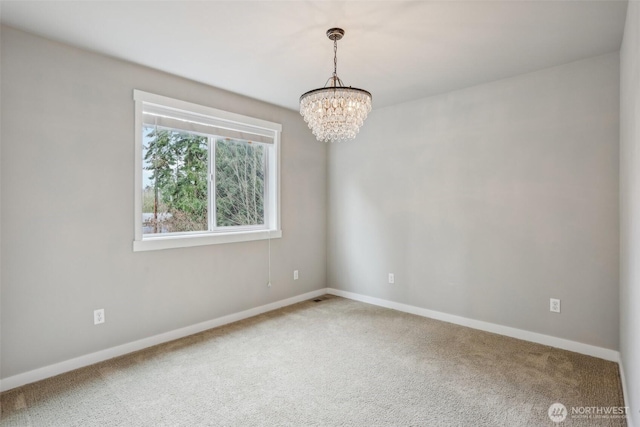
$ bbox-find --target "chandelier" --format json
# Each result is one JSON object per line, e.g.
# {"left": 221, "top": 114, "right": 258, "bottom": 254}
{"left": 300, "top": 28, "right": 372, "bottom": 143}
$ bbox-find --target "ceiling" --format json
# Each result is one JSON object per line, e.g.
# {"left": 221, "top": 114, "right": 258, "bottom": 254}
{"left": 0, "top": 1, "right": 628, "bottom": 111}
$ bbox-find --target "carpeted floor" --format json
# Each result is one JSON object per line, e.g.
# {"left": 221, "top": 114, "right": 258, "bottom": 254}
{"left": 0, "top": 295, "right": 627, "bottom": 426}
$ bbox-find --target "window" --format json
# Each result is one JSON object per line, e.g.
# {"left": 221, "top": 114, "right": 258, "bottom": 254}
{"left": 134, "top": 90, "right": 281, "bottom": 251}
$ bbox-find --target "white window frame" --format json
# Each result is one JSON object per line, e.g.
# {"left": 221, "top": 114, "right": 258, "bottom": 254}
{"left": 133, "top": 90, "right": 281, "bottom": 252}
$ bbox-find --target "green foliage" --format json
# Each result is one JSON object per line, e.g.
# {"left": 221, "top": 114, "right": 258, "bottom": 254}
{"left": 216, "top": 139, "right": 265, "bottom": 227}
{"left": 143, "top": 126, "right": 265, "bottom": 234}
{"left": 144, "top": 127, "right": 208, "bottom": 233}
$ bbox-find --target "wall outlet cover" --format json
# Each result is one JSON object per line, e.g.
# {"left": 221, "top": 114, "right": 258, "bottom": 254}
{"left": 94, "top": 309, "right": 105, "bottom": 325}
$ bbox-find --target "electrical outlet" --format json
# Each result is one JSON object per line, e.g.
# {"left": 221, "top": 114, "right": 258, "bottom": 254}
{"left": 94, "top": 309, "right": 105, "bottom": 325}
{"left": 550, "top": 298, "right": 561, "bottom": 313}
{"left": 294, "top": 270, "right": 299, "bottom": 280}
{"left": 388, "top": 273, "right": 395, "bottom": 284}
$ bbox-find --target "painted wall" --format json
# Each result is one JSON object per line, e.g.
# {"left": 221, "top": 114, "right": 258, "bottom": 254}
{"left": 0, "top": 26, "right": 327, "bottom": 379}
{"left": 328, "top": 53, "right": 620, "bottom": 351}
{"left": 620, "top": 1, "right": 640, "bottom": 424}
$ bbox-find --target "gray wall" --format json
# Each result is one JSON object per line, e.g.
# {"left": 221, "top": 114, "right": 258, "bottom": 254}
{"left": 620, "top": 1, "right": 640, "bottom": 423}
{"left": 328, "top": 53, "right": 620, "bottom": 351}
{"left": 0, "top": 22, "right": 626, "bottom": 391}
{"left": 0, "top": 26, "right": 327, "bottom": 379}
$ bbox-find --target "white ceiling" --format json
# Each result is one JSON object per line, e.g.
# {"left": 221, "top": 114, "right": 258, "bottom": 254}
{"left": 0, "top": 1, "right": 628, "bottom": 111}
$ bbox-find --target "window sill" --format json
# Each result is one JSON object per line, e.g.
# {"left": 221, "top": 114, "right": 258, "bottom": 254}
{"left": 133, "top": 229, "right": 282, "bottom": 252}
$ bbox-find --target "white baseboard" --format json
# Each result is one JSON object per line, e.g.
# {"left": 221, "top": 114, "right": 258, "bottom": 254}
{"left": 1, "top": 287, "right": 625, "bottom": 399}
{"left": 326, "top": 288, "right": 620, "bottom": 362}
{"left": 619, "top": 359, "right": 635, "bottom": 427}
{"left": 0, "top": 289, "right": 327, "bottom": 392}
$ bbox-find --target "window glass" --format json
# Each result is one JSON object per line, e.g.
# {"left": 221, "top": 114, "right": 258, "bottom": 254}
{"left": 143, "top": 126, "right": 209, "bottom": 234}
{"left": 215, "top": 138, "right": 266, "bottom": 228}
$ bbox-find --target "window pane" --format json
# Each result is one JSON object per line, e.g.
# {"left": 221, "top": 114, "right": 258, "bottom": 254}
{"left": 215, "top": 139, "right": 265, "bottom": 227}
{"left": 142, "top": 126, "right": 209, "bottom": 234}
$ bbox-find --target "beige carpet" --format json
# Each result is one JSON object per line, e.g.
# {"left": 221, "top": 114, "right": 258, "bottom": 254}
{"left": 0, "top": 295, "right": 626, "bottom": 426}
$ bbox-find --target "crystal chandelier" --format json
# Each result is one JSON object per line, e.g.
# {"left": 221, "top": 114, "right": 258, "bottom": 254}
{"left": 300, "top": 28, "right": 372, "bottom": 143}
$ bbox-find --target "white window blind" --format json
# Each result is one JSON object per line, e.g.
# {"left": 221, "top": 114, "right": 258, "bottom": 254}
{"left": 142, "top": 104, "right": 275, "bottom": 144}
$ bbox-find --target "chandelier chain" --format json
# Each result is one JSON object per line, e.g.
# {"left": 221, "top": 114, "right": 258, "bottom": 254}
{"left": 333, "top": 38, "right": 338, "bottom": 79}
